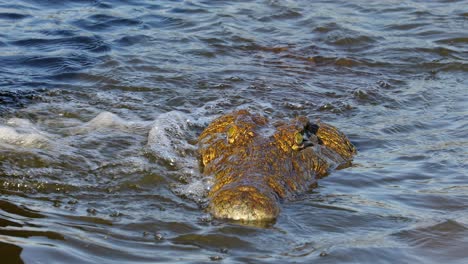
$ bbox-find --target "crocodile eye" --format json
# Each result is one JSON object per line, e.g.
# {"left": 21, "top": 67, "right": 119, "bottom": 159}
{"left": 294, "top": 132, "right": 303, "bottom": 145}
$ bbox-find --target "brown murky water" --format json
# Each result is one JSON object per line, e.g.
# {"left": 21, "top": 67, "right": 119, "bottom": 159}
{"left": 1, "top": 0, "right": 467, "bottom": 263}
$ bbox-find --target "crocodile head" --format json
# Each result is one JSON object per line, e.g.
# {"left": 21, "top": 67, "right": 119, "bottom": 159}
{"left": 198, "top": 110, "right": 356, "bottom": 223}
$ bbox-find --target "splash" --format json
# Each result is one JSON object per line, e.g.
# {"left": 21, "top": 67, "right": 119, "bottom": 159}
{"left": 0, "top": 118, "right": 51, "bottom": 148}
{"left": 146, "top": 110, "right": 213, "bottom": 202}
{"left": 146, "top": 111, "right": 197, "bottom": 166}
{"left": 72, "top": 111, "right": 151, "bottom": 135}
{"left": 0, "top": 109, "right": 216, "bottom": 205}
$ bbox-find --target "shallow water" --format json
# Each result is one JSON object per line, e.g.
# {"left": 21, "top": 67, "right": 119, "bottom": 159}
{"left": 0, "top": 0, "right": 467, "bottom": 263}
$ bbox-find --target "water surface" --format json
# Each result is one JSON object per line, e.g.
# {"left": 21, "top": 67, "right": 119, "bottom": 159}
{"left": 0, "top": 0, "right": 467, "bottom": 263}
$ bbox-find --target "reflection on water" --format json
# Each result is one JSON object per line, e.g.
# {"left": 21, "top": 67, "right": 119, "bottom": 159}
{"left": 0, "top": 0, "right": 467, "bottom": 263}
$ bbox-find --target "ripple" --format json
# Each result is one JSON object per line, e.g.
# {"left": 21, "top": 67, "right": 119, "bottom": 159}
{"left": 140, "top": 14, "right": 195, "bottom": 29}
{"left": 393, "top": 219, "right": 468, "bottom": 261}
{"left": 73, "top": 14, "right": 142, "bottom": 32}
{"left": 169, "top": 7, "right": 210, "bottom": 15}
{"left": 18, "top": 55, "right": 96, "bottom": 73}
{"left": 114, "top": 35, "right": 153, "bottom": 47}
{"left": 258, "top": 9, "right": 303, "bottom": 22}
{"left": 419, "top": 61, "right": 468, "bottom": 72}
{"left": 0, "top": 12, "right": 30, "bottom": 20}
{"left": 0, "top": 200, "right": 44, "bottom": 218}
{"left": 0, "top": 90, "right": 41, "bottom": 113}
{"left": 329, "top": 35, "right": 377, "bottom": 48}
{"left": 436, "top": 37, "right": 468, "bottom": 48}
{"left": 23, "top": 0, "right": 100, "bottom": 9}
{"left": 381, "top": 122, "right": 426, "bottom": 135}
{"left": 0, "top": 0, "right": 467, "bottom": 263}
{"left": 11, "top": 36, "right": 111, "bottom": 53}
{"left": 171, "top": 234, "right": 252, "bottom": 251}
{"left": 317, "top": 101, "right": 353, "bottom": 113}
{"left": 0, "top": 228, "right": 64, "bottom": 240}
{"left": 384, "top": 23, "right": 427, "bottom": 31}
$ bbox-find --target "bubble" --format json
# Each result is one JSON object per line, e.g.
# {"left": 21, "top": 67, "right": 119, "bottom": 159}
{"left": 173, "top": 177, "right": 213, "bottom": 203}
{"left": 209, "top": 255, "right": 223, "bottom": 261}
{"left": 154, "top": 233, "right": 164, "bottom": 241}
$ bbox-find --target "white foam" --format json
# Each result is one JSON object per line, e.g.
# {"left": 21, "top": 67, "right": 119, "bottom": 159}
{"left": 86, "top": 111, "right": 127, "bottom": 129}
{"left": 0, "top": 117, "right": 53, "bottom": 148}
{"left": 147, "top": 111, "right": 197, "bottom": 165}
{"left": 146, "top": 110, "right": 211, "bottom": 201}
{"left": 173, "top": 176, "right": 213, "bottom": 203}
{"left": 0, "top": 124, "right": 50, "bottom": 148}
{"left": 0, "top": 108, "right": 219, "bottom": 201}
{"left": 71, "top": 111, "right": 151, "bottom": 135}
{"left": 6, "top": 117, "right": 36, "bottom": 128}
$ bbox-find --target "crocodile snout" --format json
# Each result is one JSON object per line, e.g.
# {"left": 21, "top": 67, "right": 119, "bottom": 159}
{"left": 209, "top": 185, "right": 279, "bottom": 222}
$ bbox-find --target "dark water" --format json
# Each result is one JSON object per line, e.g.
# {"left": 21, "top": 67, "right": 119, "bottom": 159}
{"left": 1, "top": 0, "right": 467, "bottom": 263}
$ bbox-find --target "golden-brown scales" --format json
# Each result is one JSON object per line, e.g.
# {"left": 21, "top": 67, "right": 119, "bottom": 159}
{"left": 198, "top": 110, "right": 356, "bottom": 223}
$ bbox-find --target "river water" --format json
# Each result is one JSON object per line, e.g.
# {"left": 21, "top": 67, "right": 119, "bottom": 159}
{"left": 0, "top": 0, "right": 467, "bottom": 263}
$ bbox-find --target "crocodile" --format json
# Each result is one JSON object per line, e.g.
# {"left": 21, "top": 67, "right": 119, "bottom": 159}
{"left": 198, "top": 110, "right": 356, "bottom": 222}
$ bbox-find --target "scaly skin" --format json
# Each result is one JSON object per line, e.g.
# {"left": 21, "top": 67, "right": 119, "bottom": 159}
{"left": 198, "top": 110, "right": 356, "bottom": 222}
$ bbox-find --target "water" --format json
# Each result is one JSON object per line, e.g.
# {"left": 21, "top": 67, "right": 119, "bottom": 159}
{"left": 0, "top": 0, "right": 467, "bottom": 263}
